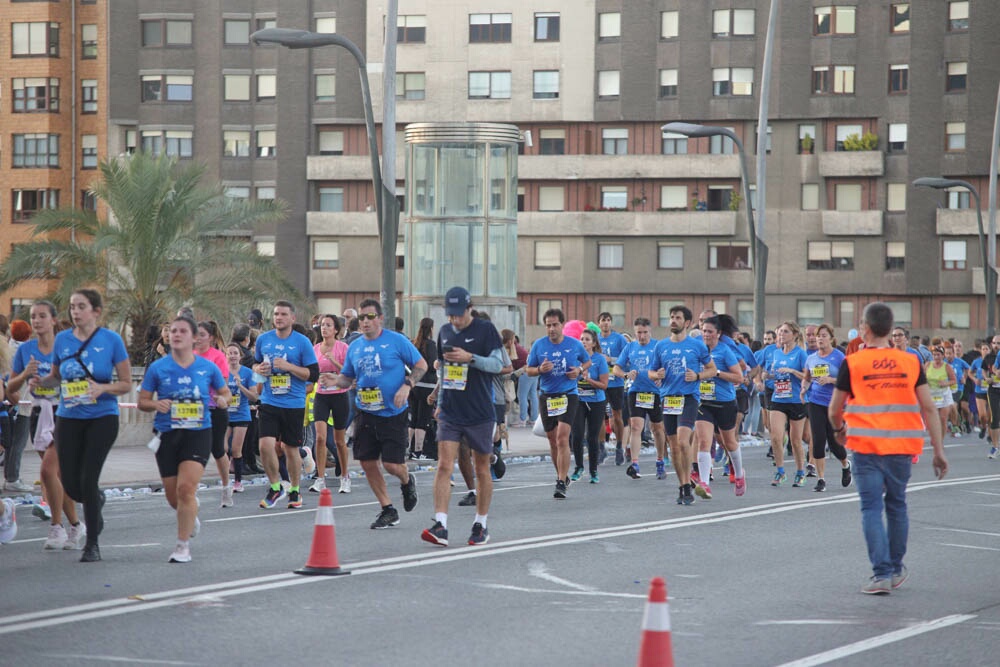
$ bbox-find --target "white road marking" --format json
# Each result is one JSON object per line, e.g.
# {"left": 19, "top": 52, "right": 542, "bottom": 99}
{"left": 938, "top": 542, "right": 1000, "bottom": 552}
{"left": 102, "top": 543, "right": 161, "bottom": 548}
{"left": 963, "top": 490, "right": 1000, "bottom": 497}
{"left": 775, "top": 614, "right": 976, "bottom": 667}
{"left": 757, "top": 620, "right": 862, "bottom": 626}
{"left": 926, "top": 526, "right": 1000, "bottom": 538}
{"left": 527, "top": 561, "right": 596, "bottom": 591}
{"left": 41, "top": 655, "right": 200, "bottom": 665}
{"left": 476, "top": 583, "right": 646, "bottom": 599}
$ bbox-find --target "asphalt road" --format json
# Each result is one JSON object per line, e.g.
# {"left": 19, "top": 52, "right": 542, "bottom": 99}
{"left": 2, "top": 435, "right": 999, "bottom": 666}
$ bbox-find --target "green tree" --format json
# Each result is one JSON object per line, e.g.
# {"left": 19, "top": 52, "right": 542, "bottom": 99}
{"left": 0, "top": 152, "right": 302, "bottom": 362}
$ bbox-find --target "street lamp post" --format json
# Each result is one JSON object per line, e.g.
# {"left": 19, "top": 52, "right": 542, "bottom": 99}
{"left": 251, "top": 27, "right": 399, "bottom": 322}
{"left": 914, "top": 177, "right": 996, "bottom": 336}
{"left": 661, "top": 122, "right": 768, "bottom": 341}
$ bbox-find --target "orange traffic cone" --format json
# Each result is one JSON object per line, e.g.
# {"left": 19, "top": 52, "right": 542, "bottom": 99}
{"left": 294, "top": 488, "right": 350, "bottom": 576}
{"left": 637, "top": 577, "right": 674, "bottom": 667}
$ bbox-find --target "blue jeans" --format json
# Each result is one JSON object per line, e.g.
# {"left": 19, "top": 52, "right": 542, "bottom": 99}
{"left": 517, "top": 374, "right": 539, "bottom": 423}
{"left": 852, "top": 452, "right": 912, "bottom": 579}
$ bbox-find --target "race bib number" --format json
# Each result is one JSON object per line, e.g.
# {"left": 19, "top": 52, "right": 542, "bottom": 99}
{"left": 546, "top": 394, "right": 568, "bottom": 416}
{"left": 359, "top": 387, "right": 385, "bottom": 412}
{"left": 774, "top": 379, "right": 792, "bottom": 399}
{"left": 663, "top": 395, "right": 684, "bottom": 415}
{"left": 949, "top": 383, "right": 959, "bottom": 393}
{"left": 578, "top": 378, "right": 595, "bottom": 398}
{"left": 699, "top": 381, "right": 716, "bottom": 401}
{"left": 931, "top": 389, "right": 947, "bottom": 409}
{"left": 33, "top": 385, "right": 58, "bottom": 399}
{"left": 812, "top": 364, "right": 829, "bottom": 379}
{"left": 61, "top": 380, "right": 95, "bottom": 407}
{"left": 635, "top": 392, "right": 655, "bottom": 410}
{"left": 171, "top": 401, "right": 204, "bottom": 429}
{"left": 227, "top": 393, "right": 241, "bottom": 413}
{"left": 442, "top": 363, "right": 469, "bottom": 391}
{"left": 269, "top": 374, "right": 291, "bottom": 395}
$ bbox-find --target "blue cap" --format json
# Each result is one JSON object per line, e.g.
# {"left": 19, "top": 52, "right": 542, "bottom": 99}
{"left": 848, "top": 328, "right": 859, "bottom": 340}
{"left": 444, "top": 286, "right": 471, "bottom": 316}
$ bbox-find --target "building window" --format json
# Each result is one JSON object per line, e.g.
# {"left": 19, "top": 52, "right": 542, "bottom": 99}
{"left": 142, "top": 75, "right": 193, "bottom": 102}
{"left": 658, "top": 69, "right": 678, "bottom": 98}
{"left": 658, "top": 243, "right": 683, "bottom": 269}
{"left": 535, "top": 12, "right": 559, "bottom": 41}
{"left": 889, "top": 65, "right": 908, "bottom": 94}
{"left": 318, "top": 187, "right": 344, "bottom": 212}
{"left": 709, "top": 243, "right": 750, "bottom": 270}
{"left": 164, "top": 131, "right": 193, "bottom": 157}
{"left": 397, "top": 15, "right": 426, "bottom": 43}
{"left": 835, "top": 183, "right": 863, "bottom": 212}
{"left": 660, "top": 185, "right": 687, "bottom": 210}
{"left": 13, "top": 189, "right": 58, "bottom": 222}
{"left": 256, "top": 130, "right": 275, "bottom": 157}
{"left": 597, "top": 70, "right": 620, "bottom": 99}
{"left": 538, "top": 129, "right": 565, "bottom": 155}
{"left": 808, "top": 241, "right": 854, "bottom": 270}
{"left": 468, "top": 71, "right": 511, "bottom": 99}
{"left": 469, "top": 13, "right": 511, "bottom": 43}
{"left": 601, "top": 186, "right": 627, "bottom": 209}
{"left": 537, "top": 299, "right": 564, "bottom": 325}
{"left": 13, "top": 78, "right": 59, "bottom": 112}
{"left": 534, "top": 241, "right": 561, "bottom": 269}
{"left": 798, "top": 124, "right": 816, "bottom": 153}
{"left": 601, "top": 128, "right": 628, "bottom": 155}
{"left": 396, "top": 72, "right": 426, "bottom": 100}
{"left": 946, "top": 122, "right": 966, "bottom": 151}
{"left": 313, "top": 241, "right": 339, "bottom": 269}
{"left": 256, "top": 186, "right": 275, "bottom": 201}
{"left": 223, "top": 131, "right": 250, "bottom": 157}
{"left": 12, "top": 22, "right": 59, "bottom": 56}
{"left": 81, "top": 24, "right": 97, "bottom": 58}
{"left": 736, "top": 300, "right": 754, "bottom": 327}
{"left": 81, "top": 80, "right": 97, "bottom": 113}
{"left": 712, "top": 67, "right": 754, "bottom": 96}
{"left": 886, "top": 241, "right": 905, "bottom": 271}
{"left": 13, "top": 134, "right": 59, "bottom": 168}
{"left": 224, "top": 74, "right": 250, "bottom": 101}
{"left": 661, "top": 132, "right": 687, "bottom": 155}
{"left": 943, "top": 240, "right": 966, "bottom": 269}
{"left": 709, "top": 131, "right": 736, "bottom": 155}
{"left": 598, "top": 300, "right": 626, "bottom": 327}
{"left": 801, "top": 184, "right": 820, "bottom": 210}
{"left": 891, "top": 4, "right": 910, "bottom": 33}
{"left": 256, "top": 17, "right": 277, "bottom": 32}
{"left": 878, "top": 301, "right": 910, "bottom": 327}
{"left": 835, "top": 124, "right": 863, "bottom": 151}
{"left": 533, "top": 70, "right": 559, "bottom": 100}
{"left": 598, "top": 12, "right": 621, "bottom": 40}
{"left": 814, "top": 6, "right": 856, "bottom": 35}
{"left": 81, "top": 135, "right": 97, "bottom": 169}
{"left": 713, "top": 9, "right": 755, "bottom": 37}
{"left": 597, "top": 243, "right": 625, "bottom": 270}
{"left": 941, "top": 301, "right": 970, "bottom": 328}
{"left": 797, "top": 301, "right": 825, "bottom": 326}
{"left": 125, "top": 130, "right": 137, "bottom": 154}
{"left": 657, "top": 301, "right": 685, "bottom": 327}
{"left": 224, "top": 20, "right": 250, "bottom": 45}
{"left": 140, "top": 131, "right": 162, "bottom": 155}
{"left": 948, "top": 2, "right": 969, "bottom": 31}
{"left": 813, "top": 65, "right": 855, "bottom": 94}
{"left": 887, "top": 183, "right": 907, "bottom": 212}
{"left": 888, "top": 123, "right": 907, "bottom": 152}
{"left": 141, "top": 19, "right": 192, "bottom": 47}
{"left": 319, "top": 130, "right": 344, "bottom": 155}
{"left": 257, "top": 240, "right": 276, "bottom": 257}
{"left": 315, "top": 17, "right": 337, "bottom": 34}
{"left": 255, "top": 73, "right": 276, "bottom": 100}
{"left": 81, "top": 190, "right": 97, "bottom": 211}
{"left": 225, "top": 186, "right": 249, "bottom": 199}
{"left": 947, "top": 188, "right": 970, "bottom": 210}
{"left": 538, "top": 186, "right": 565, "bottom": 212}
{"left": 316, "top": 74, "right": 335, "bottom": 101}
{"left": 947, "top": 62, "right": 968, "bottom": 92}
{"left": 660, "top": 11, "right": 679, "bottom": 38}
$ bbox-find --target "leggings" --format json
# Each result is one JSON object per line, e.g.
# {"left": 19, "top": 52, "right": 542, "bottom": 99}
{"left": 571, "top": 399, "right": 607, "bottom": 474}
{"left": 210, "top": 408, "right": 229, "bottom": 460}
{"left": 988, "top": 389, "right": 1000, "bottom": 429}
{"left": 807, "top": 402, "right": 847, "bottom": 462}
{"left": 56, "top": 415, "right": 118, "bottom": 545}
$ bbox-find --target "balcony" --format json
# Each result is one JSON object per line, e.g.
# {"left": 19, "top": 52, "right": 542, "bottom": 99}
{"left": 517, "top": 210, "right": 740, "bottom": 237}
{"left": 821, "top": 210, "right": 884, "bottom": 236}
{"left": 307, "top": 155, "right": 404, "bottom": 181}
{"left": 518, "top": 154, "right": 742, "bottom": 180}
{"left": 306, "top": 211, "right": 379, "bottom": 237}
{"left": 817, "top": 151, "right": 884, "bottom": 178}
{"left": 935, "top": 208, "right": 981, "bottom": 236}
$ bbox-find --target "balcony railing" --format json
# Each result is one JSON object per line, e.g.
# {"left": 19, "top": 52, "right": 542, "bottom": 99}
{"left": 817, "top": 151, "right": 884, "bottom": 177}
{"left": 821, "top": 210, "right": 884, "bottom": 236}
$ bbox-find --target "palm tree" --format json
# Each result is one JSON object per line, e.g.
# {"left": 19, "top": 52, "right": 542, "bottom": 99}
{"left": 0, "top": 151, "right": 302, "bottom": 362}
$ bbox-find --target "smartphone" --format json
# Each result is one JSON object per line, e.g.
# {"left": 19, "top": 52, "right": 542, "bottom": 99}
{"left": 442, "top": 344, "right": 456, "bottom": 353}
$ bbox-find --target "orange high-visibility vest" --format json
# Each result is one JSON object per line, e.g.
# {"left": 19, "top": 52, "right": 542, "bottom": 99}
{"left": 843, "top": 348, "right": 925, "bottom": 456}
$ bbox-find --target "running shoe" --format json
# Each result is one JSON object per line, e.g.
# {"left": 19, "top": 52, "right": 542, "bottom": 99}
{"left": 691, "top": 470, "right": 701, "bottom": 486}
{"left": 861, "top": 576, "right": 890, "bottom": 595}
{"left": 287, "top": 490, "right": 303, "bottom": 509}
{"left": 771, "top": 471, "right": 786, "bottom": 486}
{"left": 44, "top": 524, "right": 68, "bottom": 550}
{"left": 989, "top": 447, "right": 998, "bottom": 460}
{"left": 792, "top": 471, "right": 806, "bottom": 487}
{"left": 65, "top": 522, "right": 86, "bottom": 550}
{"left": 626, "top": 463, "right": 641, "bottom": 479}
{"left": 4, "top": 479, "right": 33, "bottom": 493}
{"left": 891, "top": 566, "right": 909, "bottom": 590}
{"left": 370, "top": 506, "right": 400, "bottom": 529}
{"left": 458, "top": 491, "right": 477, "bottom": 506}
{"left": 221, "top": 485, "right": 234, "bottom": 508}
{"left": 911, "top": 455, "right": 920, "bottom": 464}
{"left": 492, "top": 449, "right": 506, "bottom": 479}
{"left": 259, "top": 487, "right": 287, "bottom": 509}
{"left": 713, "top": 444, "right": 726, "bottom": 464}
{"left": 80, "top": 543, "right": 101, "bottom": 563}
{"left": 980, "top": 426, "right": 987, "bottom": 439}
{"left": 841, "top": 461, "right": 853, "bottom": 487}
{"left": 32, "top": 501, "right": 51, "bottom": 521}
{"left": 339, "top": 477, "right": 351, "bottom": 494}
{"left": 806, "top": 463, "right": 817, "bottom": 478}
{"left": 309, "top": 477, "right": 326, "bottom": 493}
{"left": 729, "top": 471, "right": 736, "bottom": 484}
{"left": 232, "top": 480, "right": 244, "bottom": 493}
{"left": 421, "top": 520, "right": 448, "bottom": 546}
{"left": 169, "top": 542, "right": 191, "bottom": 564}
{"left": 590, "top": 473, "right": 600, "bottom": 484}
{"left": 300, "top": 448, "right": 316, "bottom": 476}
{"left": 813, "top": 478, "right": 827, "bottom": 493}
{"left": 676, "top": 488, "right": 685, "bottom": 505}
{"left": 401, "top": 474, "right": 418, "bottom": 512}
{"left": 570, "top": 466, "right": 584, "bottom": 482}
{"left": 734, "top": 474, "right": 747, "bottom": 497}
{"left": 655, "top": 460, "right": 666, "bottom": 480}
{"left": 191, "top": 517, "right": 200, "bottom": 538}
{"left": 682, "top": 483, "right": 695, "bottom": 505}
{"left": 598, "top": 445, "right": 608, "bottom": 465}
{"left": 615, "top": 447, "right": 625, "bottom": 466}
{"left": 467, "top": 522, "right": 489, "bottom": 546}
{"left": 694, "top": 483, "right": 712, "bottom": 500}
{"left": 553, "top": 480, "right": 567, "bottom": 499}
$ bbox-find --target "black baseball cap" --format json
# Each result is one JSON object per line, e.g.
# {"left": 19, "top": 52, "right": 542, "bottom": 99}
{"left": 444, "top": 286, "right": 471, "bottom": 316}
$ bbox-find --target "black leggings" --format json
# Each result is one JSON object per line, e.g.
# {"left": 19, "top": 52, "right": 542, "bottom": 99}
{"left": 988, "top": 389, "right": 1000, "bottom": 429}
{"left": 807, "top": 402, "right": 847, "bottom": 462}
{"left": 210, "top": 408, "right": 229, "bottom": 460}
{"left": 57, "top": 415, "right": 118, "bottom": 545}
{"left": 571, "top": 399, "right": 607, "bottom": 474}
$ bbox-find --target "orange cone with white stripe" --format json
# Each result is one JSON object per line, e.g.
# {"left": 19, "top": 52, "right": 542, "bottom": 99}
{"left": 294, "top": 488, "right": 350, "bottom": 576}
{"left": 637, "top": 577, "right": 674, "bottom": 667}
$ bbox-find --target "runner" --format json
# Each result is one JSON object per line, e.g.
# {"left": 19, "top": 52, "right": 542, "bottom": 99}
{"left": 597, "top": 312, "right": 628, "bottom": 465}
{"left": 409, "top": 317, "right": 438, "bottom": 461}
{"left": 225, "top": 342, "right": 257, "bottom": 494}
{"left": 754, "top": 330, "right": 777, "bottom": 448}
{"left": 801, "top": 323, "right": 851, "bottom": 492}
{"left": 765, "top": 321, "right": 808, "bottom": 487}
{"left": 571, "top": 328, "right": 609, "bottom": 484}
{"left": 612, "top": 317, "right": 662, "bottom": 481}
{"left": 926, "top": 345, "right": 957, "bottom": 442}
{"left": 970, "top": 342, "right": 992, "bottom": 455}
{"left": 312, "top": 314, "right": 352, "bottom": 493}
{"left": 139, "top": 315, "right": 230, "bottom": 563}
{"left": 947, "top": 341, "right": 971, "bottom": 433}
{"left": 194, "top": 321, "right": 231, "bottom": 507}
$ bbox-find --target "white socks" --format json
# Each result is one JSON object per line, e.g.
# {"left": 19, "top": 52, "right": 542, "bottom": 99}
{"left": 697, "top": 451, "right": 713, "bottom": 485}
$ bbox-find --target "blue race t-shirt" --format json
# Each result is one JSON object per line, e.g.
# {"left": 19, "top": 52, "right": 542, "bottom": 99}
{"left": 226, "top": 365, "right": 255, "bottom": 422}
{"left": 437, "top": 317, "right": 503, "bottom": 426}
{"left": 650, "top": 337, "right": 713, "bottom": 397}
{"left": 578, "top": 352, "right": 609, "bottom": 403}
{"left": 972, "top": 358, "right": 988, "bottom": 394}
{"left": 614, "top": 340, "right": 660, "bottom": 395}
{"left": 768, "top": 346, "right": 808, "bottom": 404}
{"left": 755, "top": 344, "right": 776, "bottom": 389}
{"left": 254, "top": 329, "right": 318, "bottom": 409}
{"left": 141, "top": 355, "right": 226, "bottom": 432}
{"left": 13, "top": 339, "right": 58, "bottom": 402}
{"left": 341, "top": 330, "right": 424, "bottom": 418}
{"left": 805, "top": 348, "right": 845, "bottom": 407}
{"left": 527, "top": 335, "right": 591, "bottom": 395}
{"left": 598, "top": 331, "right": 628, "bottom": 389}
{"left": 54, "top": 328, "right": 129, "bottom": 419}
{"left": 949, "top": 357, "right": 969, "bottom": 391}
{"left": 700, "top": 343, "right": 740, "bottom": 403}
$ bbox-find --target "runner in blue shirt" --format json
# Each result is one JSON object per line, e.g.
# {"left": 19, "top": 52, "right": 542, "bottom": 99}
{"left": 597, "top": 312, "right": 628, "bottom": 464}
{"left": 613, "top": 318, "right": 662, "bottom": 481}
{"left": 945, "top": 343, "right": 970, "bottom": 435}
{"left": 754, "top": 330, "right": 777, "bottom": 437}
{"left": 225, "top": 342, "right": 259, "bottom": 494}
{"left": 765, "top": 321, "right": 809, "bottom": 487}
{"left": 970, "top": 342, "right": 991, "bottom": 445}
{"left": 801, "top": 324, "right": 851, "bottom": 492}
{"left": 571, "top": 329, "right": 609, "bottom": 484}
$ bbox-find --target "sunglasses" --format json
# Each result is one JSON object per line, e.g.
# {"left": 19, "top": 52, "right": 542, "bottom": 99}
{"left": 358, "top": 313, "right": 379, "bottom": 321}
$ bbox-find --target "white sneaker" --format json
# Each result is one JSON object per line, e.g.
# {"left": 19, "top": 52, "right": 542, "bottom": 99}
{"left": 65, "top": 522, "right": 87, "bottom": 550}
{"left": 169, "top": 542, "right": 191, "bottom": 563}
{"left": 280, "top": 480, "right": 291, "bottom": 492}
{"left": 44, "top": 524, "right": 68, "bottom": 550}
{"left": 301, "top": 448, "right": 316, "bottom": 476}
{"left": 32, "top": 502, "right": 52, "bottom": 521}
{"left": 0, "top": 498, "right": 17, "bottom": 544}
{"left": 220, "top": 485, "right": 234, "bottom": 508}
{"left": 5, "top": 479, "right": 34, "bottom": 493}
{"left": 309, "top": 477, "right": 326, "bottom": 493}
{"left": 190, "top": 517, "right": 201, "bottom": 539}
{"left": 338, "top": 477, "right": 351, "bottom": 494}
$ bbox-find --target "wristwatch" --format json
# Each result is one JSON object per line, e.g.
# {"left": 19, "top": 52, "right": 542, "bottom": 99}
{"left": 403, "top": 378, "right": 413, "bottom": 387}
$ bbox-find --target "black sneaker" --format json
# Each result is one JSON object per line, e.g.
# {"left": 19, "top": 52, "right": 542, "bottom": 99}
{"left": 421, "top": 520, "right": 448, "bottom": 546}
{"left": 80, "top": 543, "right": 101, "bottom": 563}
{"left": 806, "top": 463, "right": 818, "bottom": 478}
{"left": 492, "top": 448, "right": 506, "bottom": 479}
{"left": 458, "top": 491, "right": 477, "bottom": 506}
{"left": 370, "top": 506, "right": 400, "bottom": 529}
{"left": 626, "top": 463, "right": 641, "bottom": 479}
{"left": 615, "top": 447, "right": 625, "bottom": 466}
{"left": 468, "top": 522, "right": 489, "bottom": 546}
{"left": 553, "top": 480, "right": 567, "bottom": 499}
{"left": 841, "top": 461, "right": 853, "bottom": 488}
{"left": 813, "top": 478, "right": 827, "bottom": 492}
{"left": 401, "top": 474, "right": 418, "bottom": 512}
{"left": 980, "top": 426, "right": 987, "bottom": 440}
{"left": 676, "top": 487, "right": 685, "bottom": 505}
{"left": 682, "top": 484, "right": 695, "bottom": 506}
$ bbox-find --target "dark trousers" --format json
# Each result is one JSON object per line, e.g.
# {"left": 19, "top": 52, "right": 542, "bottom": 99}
{"left": 57, "top": 415, "right": 118, "bottom": 546}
